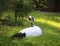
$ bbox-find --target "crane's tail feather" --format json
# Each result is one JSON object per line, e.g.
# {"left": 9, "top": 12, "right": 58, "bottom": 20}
{"left": 11, "top": 33, "right": 26, "bottom": 39}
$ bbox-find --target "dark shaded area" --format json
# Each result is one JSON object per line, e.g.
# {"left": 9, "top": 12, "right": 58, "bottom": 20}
{"left": 56, "top": 0, "right": 60, "bottom": 12}
{"left": 0, "top": 16, "right": 15, "bottom": 26}
{"left": 0, "top": 0, "right": 32, "bottom": 26}
{"left": 43, "top": 0, "right": 60, "bottom": 12}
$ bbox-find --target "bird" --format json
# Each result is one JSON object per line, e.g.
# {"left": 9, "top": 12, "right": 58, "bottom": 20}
{"left": 11, "top": 16, "right": 42, "bottom": 39}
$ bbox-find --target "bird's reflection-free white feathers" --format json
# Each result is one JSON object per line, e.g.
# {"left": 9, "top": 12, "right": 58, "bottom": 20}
{"left": 18, "top": 26, "right": 42, "bottom": 37}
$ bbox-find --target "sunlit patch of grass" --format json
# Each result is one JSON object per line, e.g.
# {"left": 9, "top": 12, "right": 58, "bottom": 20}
{"left": 1, "top": 11, "right": 14, "bottom": 18}
{"left": 35, "top": 18, "right": 60, "bottom": 28}
{"left": 46, "top": 30, "right": 59, "bottom": 36}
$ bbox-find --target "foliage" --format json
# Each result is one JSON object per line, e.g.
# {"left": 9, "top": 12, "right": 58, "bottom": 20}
{"left": 7, "top": 0, "right": 32, "bottom": 26}
{"left": 31, "top": 0, "right": 47, "bottom": 10}
{"left": 0, "top": 0, "right": 32, "bottom": 26}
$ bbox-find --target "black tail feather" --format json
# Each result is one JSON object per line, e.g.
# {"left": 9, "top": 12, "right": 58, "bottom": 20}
{"left": 11, "top": 33, "right": 26, "bottom": 39}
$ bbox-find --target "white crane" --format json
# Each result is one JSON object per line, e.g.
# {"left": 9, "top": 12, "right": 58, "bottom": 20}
{"left": 11, "top": 16, "right": 42, "bottom": 38}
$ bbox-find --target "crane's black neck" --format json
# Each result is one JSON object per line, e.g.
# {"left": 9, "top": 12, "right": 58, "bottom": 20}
{"left": 31, "top": 19, "right": 35, "bottom": 27}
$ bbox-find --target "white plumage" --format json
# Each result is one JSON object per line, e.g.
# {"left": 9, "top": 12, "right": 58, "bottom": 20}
{"left": 18, "top": 26, "right": 42, "bottom": 37}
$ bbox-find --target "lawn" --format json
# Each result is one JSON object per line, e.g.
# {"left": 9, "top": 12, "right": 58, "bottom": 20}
{"left": 0, "top": 11, "right": 60, "bottom": 46}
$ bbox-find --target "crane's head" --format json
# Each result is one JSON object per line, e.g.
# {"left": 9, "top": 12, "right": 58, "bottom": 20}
{"left": 28, "top": 16, "right": 34, "bottom": 27}
{"left": 28, "top": 16, "right": 34, "bottom": 22}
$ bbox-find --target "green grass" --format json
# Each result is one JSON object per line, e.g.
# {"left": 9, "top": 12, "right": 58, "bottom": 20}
{"left": 0, "top": 11, "right": 60, "bottom": 46}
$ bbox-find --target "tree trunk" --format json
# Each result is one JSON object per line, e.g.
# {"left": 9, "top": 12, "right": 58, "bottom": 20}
{"left": 15, "top": 12, "right": 18, "bottom": 26}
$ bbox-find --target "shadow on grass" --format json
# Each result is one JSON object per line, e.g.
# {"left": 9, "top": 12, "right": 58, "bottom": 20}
{"left": 0, "top": 35, "right": 18, "bottom": 46}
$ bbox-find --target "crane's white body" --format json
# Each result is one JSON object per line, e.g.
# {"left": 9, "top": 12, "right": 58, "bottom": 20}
{"left": 18, "top": 26, "right": 42, "bottom": 37}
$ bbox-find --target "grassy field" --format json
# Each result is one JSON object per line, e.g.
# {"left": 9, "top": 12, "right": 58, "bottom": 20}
{"left": 0, "top": 11, "right": 60, "bottom": 46}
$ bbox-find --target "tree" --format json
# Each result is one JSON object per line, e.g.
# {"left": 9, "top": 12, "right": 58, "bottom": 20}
{"left": 6, "top": 0, "right": 32, "bottom": 26}
{"left": 32, "top": 0, "right": 47, "bottom": 10}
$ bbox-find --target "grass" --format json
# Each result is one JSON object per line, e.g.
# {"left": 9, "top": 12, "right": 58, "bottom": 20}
{"left": 0, "top": 11, "right": 60, "bottom": 46}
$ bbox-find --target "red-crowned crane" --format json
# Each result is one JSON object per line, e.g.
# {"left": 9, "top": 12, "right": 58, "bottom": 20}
{"left": 11, "top": 16, "right": 42, "bottom": 38}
